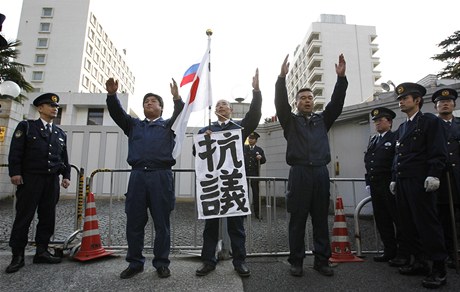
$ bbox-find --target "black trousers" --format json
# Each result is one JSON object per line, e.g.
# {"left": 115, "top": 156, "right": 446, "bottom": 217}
{"left": 396, "top": 177, "right": 447, "bottom": 261}
{"left": 250, "top": 178, "right": 260, "bottom": 215}
{"left": 9, "top": 173, "right": 60, "bottom": 251}
{"left": 287, "top": 165, "right": 331, "bottom": 266}
{"left": 369, "top": 176, "right": 401, "bottom": 256}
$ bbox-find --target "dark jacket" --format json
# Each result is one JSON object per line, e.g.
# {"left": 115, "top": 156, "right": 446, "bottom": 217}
{"left": 364, "top": 131, "right": 396, "bottom": 185}
{"left": 392, "top": 112, "right": 447, "bottom": 180}
{"left": 437, "top": 116, "right": 460, "bottom": 204}
{"left": 275, "top": 76, "right": 348, "bottom": 166}
{"left": 244, "top": 144, "right": 266, "bottom": 176}
{"left": 8, "top": 119, "right": 70, "bottom": 179}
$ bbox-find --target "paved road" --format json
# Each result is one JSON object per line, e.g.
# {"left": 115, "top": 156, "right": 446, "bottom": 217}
{"left": 1, "top": 251, "right": 460, "bottom": 291}
{"left": 1, "top": 197, "right": 460, "bottom": 291}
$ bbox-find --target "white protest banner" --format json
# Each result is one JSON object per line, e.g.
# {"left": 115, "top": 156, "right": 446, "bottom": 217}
{"left": 194, "top": 129, "right": 251, "bottom": 219}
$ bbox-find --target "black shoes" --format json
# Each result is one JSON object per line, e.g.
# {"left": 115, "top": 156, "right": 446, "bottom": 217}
{"left": 5, "top": 255, "right": 25, "bottom": 273}
{"left": 422, "top": 270, "right": 447, "bottom": 289}
{"left": 388, "top": 256, "right": 410, "bottom": 267}
{"left": 157, "top": 266, "right": 171, "bottom": 278}
{"left": 234, "top": 263, "right": 250, "bottom": 277}
{"left": 399, "top": 260, "right": 430, "bottom": 276}
{"left": 289, "top": 265, "right": 303, "bottom": 277}
{"left": 196, "top": 263, "right": 216, "bottom": 276}
{"left": 313, "top": 263, "right": 334, "bottom": 277}
{"left": 373, "top": 254, "right": 395, "bottom": 262}
{"left": 120, "top": 266, "right": 144, "bottom": 279}
{"left": 422, "top": 261, "right": 447, "bottom": 289}
{"left": 33, "top": 251, "right": 61, "bottom": 264}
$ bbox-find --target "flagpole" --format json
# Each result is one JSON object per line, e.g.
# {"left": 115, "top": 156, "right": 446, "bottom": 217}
{"left": 206, "top": 29, "right": 212, "bottom": 128}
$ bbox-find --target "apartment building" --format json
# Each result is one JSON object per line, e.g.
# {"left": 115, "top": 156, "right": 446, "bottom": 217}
{"left": 287, "top": 14, "right": 381, "bottom": 111}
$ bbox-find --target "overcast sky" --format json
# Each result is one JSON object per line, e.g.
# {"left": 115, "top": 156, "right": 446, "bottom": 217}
{"left": 2, "top": 0, "right": 459, "bottom": 125}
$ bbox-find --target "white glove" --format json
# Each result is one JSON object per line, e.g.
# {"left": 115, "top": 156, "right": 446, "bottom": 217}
{"left": 365, "top": 185, "right": 371, "bottom": 196}
{"left": 389, "top": 182, "right": 396, "bottom": 195}
{"left": 424, "top": 176, "right": 440, "bottom": 192}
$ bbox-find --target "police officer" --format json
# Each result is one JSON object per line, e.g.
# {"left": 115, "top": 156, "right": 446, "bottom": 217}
{"left": 6, "top": 93, "right": 71, "bottom": 273}
{"left": 105, "top": 78, "right": 183, "bottom": 279}
{"left": 244, "top": 131, "right": 266, "bottom": 219}
{"left": 195, "top": 69, "right": 262, "bottom": 278}
{"left": 432, "top": 88, "right": 460, "bottom": 269}
{"left": 275, "top": 54, "right": 347, "bottom": 277}
{"left": 390, "top": 82, "right": 448, "bottom": 289}
{"left": 364, "top": 107, "right": 407, "bottom": 263}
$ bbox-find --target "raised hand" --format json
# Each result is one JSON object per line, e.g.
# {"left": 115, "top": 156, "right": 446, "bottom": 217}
{"left": 105, "top": 78, "right": 119, "bottom": 95}
{"left": 335, "top": 54, "right": 346, "bottom": 77}
{"left": 280, "top": 54, "right": 290, "bottom": 78}
{"left": 170, "top": 78, "right": 180, "bottom": 100}
{"left": 252, "top": 68, "right": 260, "bottom": 91}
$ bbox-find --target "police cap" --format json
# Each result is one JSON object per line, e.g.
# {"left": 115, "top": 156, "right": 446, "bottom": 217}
{"left": 431, "top": 88, "right": 458, "bottom": 103}
{"left": 395, "top": 82, "right": 426, "bottom": 100}
{"left": 33, "top": 93, "right": 60, "bottom": 107}
{"left": 248, "top": 132, "right": 260, "bottom": 139}
{"left": 371, "top": 107, "right": 396, "bottom": 120}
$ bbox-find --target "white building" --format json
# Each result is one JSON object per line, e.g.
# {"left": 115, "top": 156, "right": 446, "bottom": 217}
{"left": 15, "top": 0, "right": 135, "bottom": 95}
{"left": 287, "top": 14, "right": 381, "bottom": 111}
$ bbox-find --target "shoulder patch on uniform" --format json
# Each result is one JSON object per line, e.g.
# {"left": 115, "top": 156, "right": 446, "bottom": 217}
{"left": 14, "top": 130, "right": 23, "bottom": 138}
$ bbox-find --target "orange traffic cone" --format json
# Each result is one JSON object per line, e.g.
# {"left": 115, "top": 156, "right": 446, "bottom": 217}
{"left": 329, "top": 196, "right": 363, "bottom": 263}
{"left": 73, "top": 192, "right": 115, "bottom": 261}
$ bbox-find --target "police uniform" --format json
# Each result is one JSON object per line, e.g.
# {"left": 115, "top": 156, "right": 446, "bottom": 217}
{"left": 364, "top": 107, "right": 405, "bottom": 261}
{"left": 244, "top": 132, "right": 266, "bottom": 218}
{"left": 197, "top": 91, "right": 262, "bottom": 271}
{"left": 392, "top": 83, "right": 448, "bottom": 282}
{"left": 275, "top": 75, "right": 348, "bottom": 269}
{"left": 106, "top": 92, "right": 184, "bottom": 272}
{"left": 432, "top": 88, "right": 460, "bottom": 260}
{"left": 8, "top": 93, "right": 70, "bottom": 262}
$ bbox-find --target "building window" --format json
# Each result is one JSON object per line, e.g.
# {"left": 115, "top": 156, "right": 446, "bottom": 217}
{"left": 92, "top": 67, "right": 98, "bottom": 78}
{"left": 37, "top": 38, "right": 49, "bottom": 48}
{"left": 39, "top": 22, "right": 51, "bottom": 32}
{"left": 88, "top": 29, "right": 95, "bottom": 40}
{"left": 87, "top": 108, "right": 104, "bottom": 125}
{"left": 82, "top": 75, "right": 90, "bottom": 88}
{"left": 54, "top": 108, "right": 63, "bottom": 125}
{"left": 90, "top": 14, "right": 97, "bottom": 26}
{"left": 84, "top": 58, "right": 91, "bottom": 71}
{"left": 42, "top": 7, "right": 53, "bottom": 17}
{"left": 32, "top": 71, "right": 44, "bottom": 81}
{"left": 86, "top": 43, "right": 93, "bottom": 56}
{"left": 34, "top": 54, "right": 46, "bottom": 64}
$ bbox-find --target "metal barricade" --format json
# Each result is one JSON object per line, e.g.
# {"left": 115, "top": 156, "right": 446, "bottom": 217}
{"left": 78, "top": 169, "right": 380, "bottom": 257}
{"left": 0, "top": 164, "right": 85, "bottom": 247}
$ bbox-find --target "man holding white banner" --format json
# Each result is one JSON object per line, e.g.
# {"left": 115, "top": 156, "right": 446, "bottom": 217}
{"left": 194, "top": 69, "right": 262, "bottom": 278}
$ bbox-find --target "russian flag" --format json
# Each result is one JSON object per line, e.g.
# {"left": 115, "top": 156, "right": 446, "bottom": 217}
{"left": 180, "top": 63, "right": 199, "bottom": 87}
{"left": 172, "top": 38, "right": 212, "bottom": 159}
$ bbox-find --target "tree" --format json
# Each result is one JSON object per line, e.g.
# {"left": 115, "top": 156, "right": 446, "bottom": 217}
{"left": 0, "top": 40, "right": 34, "bottom": 102}
{"left": 431, "top": 30, "right": 460, "bottom": 79}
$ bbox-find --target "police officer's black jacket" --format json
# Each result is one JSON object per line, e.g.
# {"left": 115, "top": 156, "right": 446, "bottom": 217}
{"left": 8, "top": 119, "right": 70, "bottom": 179}
{"left": 437, "top": 116, "right": 460, "bottom": 204}
{"left": 392, "top": 112, "right": 447, "bottom": 180}
{"left": 364, "top": 131, "right": 396, "bottom": 185}
{"left": 244, "top": 144, "right": 266, "bottom": 176}
{"left": 275, "top": 76, "right": 348, "bottom": 166}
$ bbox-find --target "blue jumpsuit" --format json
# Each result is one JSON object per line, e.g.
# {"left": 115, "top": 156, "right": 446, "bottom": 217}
{"left": 106, "top": 93, "right": 183, "bottom": 269}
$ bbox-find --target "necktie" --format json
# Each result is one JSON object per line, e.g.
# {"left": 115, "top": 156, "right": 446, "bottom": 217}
{"left": 446, "top": 121, "right": 452, "bottom": 127}
{"left": 46, "top": 123, "right": 51, "bottom": 133}
{"left": 376, "top": 134, "right": 381, "bottom": 144}
{"left": 220, "top": 122, "right": 225, "bottom": 128}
